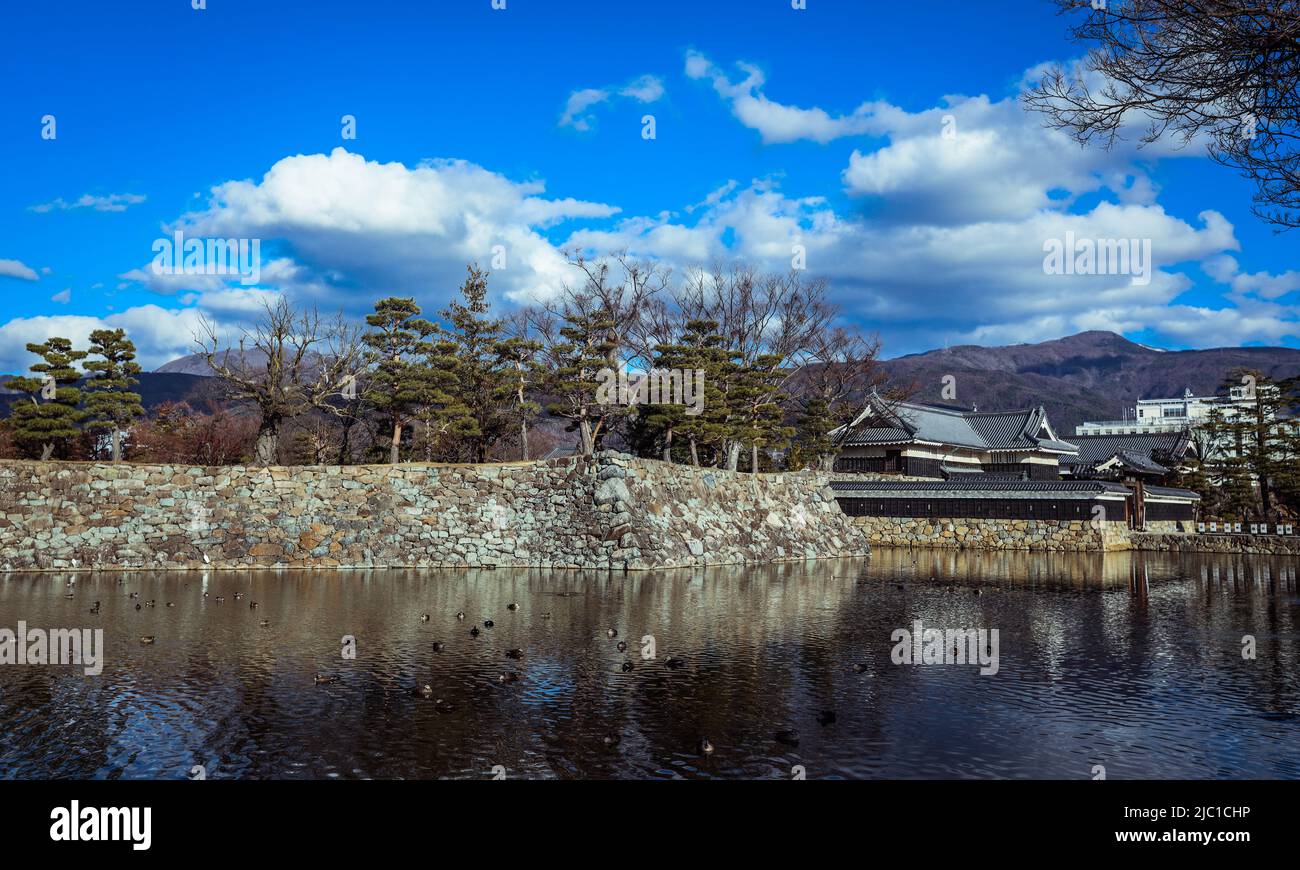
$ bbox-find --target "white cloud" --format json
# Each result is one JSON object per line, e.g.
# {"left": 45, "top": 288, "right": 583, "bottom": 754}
{"left": 840, "top": 92, "right": 1202, "bottom": 226}
{"left": 0, "top": 259, "right": 39, "bottom": 281}
{"left": 0, "top": 305, "right": 217, "bottom": 375}
{"left": 1203, "top": 254, "right": 1300, "bottom": 302}
{"left": 121, "top": 148, "right": 620, "bottom": 310}
{"left": 29, "top": 193, "right": 146, "bottom": 213}
{"left": 50, "top": 289, "right": 71, "bottom": 304}
{"left": 685, "top": 50, "right": 876, "bottom": 144}
{"left": 558, "top": 74, "right": 665, "bottom": 131}
{"left": 563, "top": 175, "right": 1252, "bottom": 352}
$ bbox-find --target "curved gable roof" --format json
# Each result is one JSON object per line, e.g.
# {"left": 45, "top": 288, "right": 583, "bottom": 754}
{"left": 835, "top": 394, "right": 1078, "bottom": 455}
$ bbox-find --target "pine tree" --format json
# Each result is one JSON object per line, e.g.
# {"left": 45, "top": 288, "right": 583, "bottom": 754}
{"left": 729, "top": 353, "right": 793, "bottom": 472}
{"left": 7, "top": 337, "right": 87, "bottom": 459}
{"left": 790, "top": 398, "right": 837, "bottom": 470}
{"left": 1200, "top": 404, "right": 1257, "bottom": 520}
{"left": 1202, "top": 369, "right": 1296, "bottom": 521}
{"left": 413, "top": 331, "right": 476, "bottom": 461}
{"left": 363, "top": 298, "right": 440, "bottom": 464}
{"left": 631, "top": 334, "right": 691, "bottom": 461}
{"left": 82, "top": 329, "right": 144, "bottom": 462}
{"left": 437, "top": 266, "right": 512, "bottom": 462}
{"left": 671, "top": 320, "right": 733, "bottom": 466}
{"left": 496, "top": 331, "right": 543, "bottom": 460}
{"left": 541, "top": 307, "right": 617, "bottom": 455}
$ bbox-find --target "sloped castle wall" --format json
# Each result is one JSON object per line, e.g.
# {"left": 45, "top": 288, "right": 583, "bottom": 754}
{"left": 849, "top": 516, "right": 1134, "bottom": 551}
{"left": 0, "top": 453, "right": 869, "bottom": 572}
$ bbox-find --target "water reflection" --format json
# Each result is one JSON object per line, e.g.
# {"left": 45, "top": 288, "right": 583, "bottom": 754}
{"left": 1, "top": 548, "right": 1297, "bottom": 779}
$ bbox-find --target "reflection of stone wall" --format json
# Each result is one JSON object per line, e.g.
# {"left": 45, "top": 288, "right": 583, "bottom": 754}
{"left": 1131, "top": 532, "right": 1300, "bottom": 555}
{"left": 0, "top": 453, "right": 868, "bottom": 572}
{"left": 850, "top": 516, "right": 1134, "bottom": 551}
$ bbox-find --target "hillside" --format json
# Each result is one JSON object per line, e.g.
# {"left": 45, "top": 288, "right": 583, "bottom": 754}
{"left": 879, "top": 331, "right": 1300, "bottom": 433}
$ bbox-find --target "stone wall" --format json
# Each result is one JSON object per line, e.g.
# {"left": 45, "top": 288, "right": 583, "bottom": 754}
{"left": 1130, "top": 532, "right": 1300, "bottom": 556}
{"left": 850, "top": 516, "right": 1134, "bottom": 552}
{"left": 0, "top": 453, "right": 868, "bottom": 572}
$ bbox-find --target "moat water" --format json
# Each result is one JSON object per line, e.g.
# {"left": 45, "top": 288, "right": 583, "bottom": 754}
{"left": 1, "top": 549, "right": 1298, "bottom": 779}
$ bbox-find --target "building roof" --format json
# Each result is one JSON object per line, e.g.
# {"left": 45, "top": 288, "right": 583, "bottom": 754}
{"left": 1063, "top": 431, "right": 1193, "bottom": 466}
{"left": 830, "top": 478, "right": 1199, "bottom": 502}
{"left": 831, "top": 478, "right": 1131, "bottom": 499}
{"left": 1144, "top": 485, "right": 1203, "bottom": 501}
{"left": 833, "top": 393, "right": 1078, "bottom": 455}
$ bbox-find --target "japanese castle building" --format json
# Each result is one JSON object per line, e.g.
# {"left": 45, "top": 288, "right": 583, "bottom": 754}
{"left": 831, "top": 393, "right": 1080, "bottom": 480}
{"left": 829, "top": 393, "right": 1200, "bottom": 531}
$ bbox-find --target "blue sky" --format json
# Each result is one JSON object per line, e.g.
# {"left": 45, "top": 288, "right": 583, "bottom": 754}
{"left": 1, "top": 0, "right": 1296, "bottom": 374}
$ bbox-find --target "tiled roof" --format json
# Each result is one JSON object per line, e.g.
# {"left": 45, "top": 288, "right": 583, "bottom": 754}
{"left": 967, "top": 410, "right": 1035, "bottom": 449}
{"left": 836, "top": 426, "right": 913, "bottom": 446}
{"left": 833, "top": 394, "right": 1078, "bottom": 455}
{"left": 1066, "top": 431, "right": 1192, "bottom": 465}
{"left": 1108, "top": 451, "right": 1169, "bottom": 474}
{"left": 831, "top": 477, "right": 1202, "bottom": 502}
{"left": 1144, "top": 485, "right": 1202, "bottom": 500}
{"left": 831, "top": 479, "right": 1130, "bottom": 496}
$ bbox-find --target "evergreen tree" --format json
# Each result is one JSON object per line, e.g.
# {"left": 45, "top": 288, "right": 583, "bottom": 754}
{"left": 630, "top": 333, "right": 691, "bottom": 461}
{"left": 413, "top": 330, "right": 476, "bottom": 461}
{"left": 496, "top": 329, "right": 543, "bottom": 460}
{"left": 82, "top": 328, "right": 144, "bottom": 462}
{"left": 7, "top": 337, "right": 86, "bottom": 459}
{"left": 671, "top": 320, "right": 733, "bottom": 466}
{"left": 1200, "top": 369, "right": 1297, "bottom": 520}
{"left": 363, "top": 298, "right": 440, "bottom": 464}
{"left": 730, "top": 352, "right": 794, "bottom": 472}
{"left": 790, "top": 398, "right": 837, "bottom": 471}
{"left": 541, "top": 307, "right": 617, "bottom": 455}
{"left": 1199, "top": 404, "right": 1258, "bottom": 520}
{"left": 437, "top": 266, "right": 512, "bottom": 462}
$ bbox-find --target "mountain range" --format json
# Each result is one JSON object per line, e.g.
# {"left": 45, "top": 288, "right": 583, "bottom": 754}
{"left": 4, "top": 331, "right": 1299, "bottom": 436}
{"left": 879, "top": 331, "right": 1300, "bottom": 433}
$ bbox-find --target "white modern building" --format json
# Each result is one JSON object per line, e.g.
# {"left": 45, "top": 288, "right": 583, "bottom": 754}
{"left": 1075, "top": 386, "right": 1261, "bottom": 436}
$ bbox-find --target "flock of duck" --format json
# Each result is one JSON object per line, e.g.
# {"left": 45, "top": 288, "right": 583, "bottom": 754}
{"left": 65, "top": 575, "right": 849, "bottom": 761}
{"left": 68, "top": 575, "right": 269, "bottom": 648}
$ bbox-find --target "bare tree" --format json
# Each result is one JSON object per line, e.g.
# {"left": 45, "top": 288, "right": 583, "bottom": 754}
{"left": 529, "top": 253, "right": 669, "bottom": 455}
{"left": 1024, "top": 0, "right": 1300, "bottom": 229}
{"left": 789, "top": 327, "right": 889, "bottom": 470}
{"left": 677, "top": 266, "right": 842, "bottom": 470}
{"left": 197, "top": 297, "right": 366, "bottom": 465}
{"left": 565, "top": 251, "right": 671, "bottom": 370}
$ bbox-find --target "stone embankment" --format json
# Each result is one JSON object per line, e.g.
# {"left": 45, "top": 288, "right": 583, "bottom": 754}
{"left": 1129, "top": 532, "right": 1300, "bottom": 556}
{"left": 0, "top": 453, "right": 869, "bottom": 571}
{"left": 849, "top": 516, "right": 1131, "bottom": 551}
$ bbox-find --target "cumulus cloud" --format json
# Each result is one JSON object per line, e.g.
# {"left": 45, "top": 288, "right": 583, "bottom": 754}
{"left": 0, "top": 305, "right": 217, "bottom": 375}
{"left": 839, "top": 93, "right": 1194, "bottom": 226}
{"left": 120, "top": 148, "right": 620, "bottom": 311}
{"left": 29, "top": 193, "right": 147, "bottom": 213}
{"left": 1203, "top": 254, "right": 1300, "bottom": 302}
{"left": 50, "top": 289, "right": 71, "bottom": 304}
{"left": 0, "top": 259, "right": 39, "bottom": 281}
{"left": 561, "top": 176, "right": 1251, "bottom": 351}
{"left": 558, "top": 74, "right": 665, "bottom": 131}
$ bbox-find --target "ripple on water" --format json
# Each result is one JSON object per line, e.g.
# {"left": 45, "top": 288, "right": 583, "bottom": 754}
{"left": 1, "top": 551, "right": 1298, "bottom": 778}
